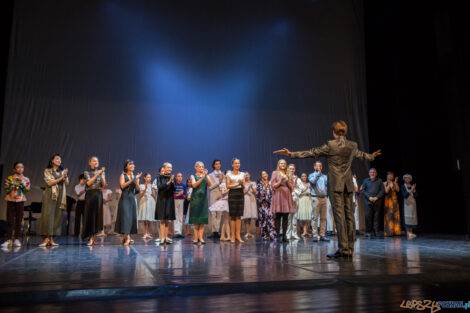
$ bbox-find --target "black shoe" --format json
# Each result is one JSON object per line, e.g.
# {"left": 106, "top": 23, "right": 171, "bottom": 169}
{"left": 320, "top": 236, "right": 330, "bottom": 242}
{"left": 208, "top": 232, "right": 217, "bottom": 239}
{"left": 327, "top": 251, "right": 351, "bottom": 259}
{"left": 281, "top": 236, "right": 288, "bottom": 243}
{"left": 215, "top": 233, "right": 221, "bottom": 239}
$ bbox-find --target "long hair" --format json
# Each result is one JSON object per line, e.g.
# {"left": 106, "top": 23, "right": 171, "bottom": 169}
{"left": 276, "top": 159, "right": 287, "bottom": 174}
{"left": 47, "top": 154, "right": 63, "bottom": 171}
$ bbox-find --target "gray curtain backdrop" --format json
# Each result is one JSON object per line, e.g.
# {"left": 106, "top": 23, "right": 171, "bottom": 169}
{"left": 1, "top": 0, "right": 369, "bottom": 217}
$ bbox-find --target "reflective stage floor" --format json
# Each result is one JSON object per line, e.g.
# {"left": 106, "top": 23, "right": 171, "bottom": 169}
{"left": 1, "top": 234, "right": 470, "bottom": 312}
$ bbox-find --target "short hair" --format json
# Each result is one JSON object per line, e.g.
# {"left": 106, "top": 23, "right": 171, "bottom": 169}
{"left": 212, "top": 159, "right": 221, "bottom": 169}
{"left": 369, "top": 168, "right": 377, "bottom": 172}
{"left": 88, "top": 156, "right": 98, "bottom": 163}
{"left": 78, "top": 173, "right": 86, "bottom": 181}
{"left": 288, "top": 163, "right": 296, "bottom": 169}
{"left": 123, "top": 159, "right": 134, "bottom": 171}
{"left": 314, "top": 160, "right": 322, "bottom": 166}
{"left": 13, "top": 162, "right": 23, "bottom": 169}
{"left": 332, "top": 120, "right": 348, "bottom": 136}
{"left": 195, "top": 161, "right": 204, "bottom": 167}
{"left": 163, "top": 162, "right": 172, "bottom": 168}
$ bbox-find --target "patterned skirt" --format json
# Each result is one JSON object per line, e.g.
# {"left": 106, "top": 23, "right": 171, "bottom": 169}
{"left": 228, "top": 188, "right": 244, "bottom": 218}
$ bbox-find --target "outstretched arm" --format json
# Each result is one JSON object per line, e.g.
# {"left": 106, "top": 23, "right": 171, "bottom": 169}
{"left": 355, "top": 147, "right": 382, "bottom": 161}
{"left": 273, "top": 144, "right": 329, "bottom": 159}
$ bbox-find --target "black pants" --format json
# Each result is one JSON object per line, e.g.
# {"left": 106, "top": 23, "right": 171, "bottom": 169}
{"left": 74, "top": 200, "right": 85, "bottom": 237}
{"left": 275, "top": 213, "right": 289, "bottom": 239}
{"left": 365, "top": 199, "right": 383, "bottom": 235}
{"left": 7, "top": 201, "right": 24, "bottom": 239}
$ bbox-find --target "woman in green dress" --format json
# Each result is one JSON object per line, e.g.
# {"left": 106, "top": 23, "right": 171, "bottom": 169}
{"left": 39, "top": 154, "right": 69, "bottom": 247}
{"left": 189, "top": 161, "right": 212, "bottom": 244}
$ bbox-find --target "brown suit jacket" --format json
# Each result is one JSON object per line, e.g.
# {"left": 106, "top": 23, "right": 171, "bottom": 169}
{"left": 291, "top": 136, "right": 374, "bottom": 193}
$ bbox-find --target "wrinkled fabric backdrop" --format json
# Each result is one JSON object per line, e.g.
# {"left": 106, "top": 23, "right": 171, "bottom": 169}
{"left": 1, "top": 0, "right": 369, "bottom": 216}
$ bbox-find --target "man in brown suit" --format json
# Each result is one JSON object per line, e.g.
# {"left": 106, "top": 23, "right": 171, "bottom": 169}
{"left": 274, "top": 121, "right": 381, "bottom": 258}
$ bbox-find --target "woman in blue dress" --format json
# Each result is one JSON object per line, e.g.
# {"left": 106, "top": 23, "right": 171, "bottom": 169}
{"left": 115, "top": 160, "right": 141, "bottom": 245}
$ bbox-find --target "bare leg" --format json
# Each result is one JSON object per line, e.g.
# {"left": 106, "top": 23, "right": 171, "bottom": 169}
{"left": 199, "top": 225, "right": 205, "bottom": 243}
{"left": 236, "top": 218, "right": 244, "bottom": 243}
{"left": 225, "top": 213, "right": 231, "bottom": 240}
{"left": 244, "top": 220, "right": 251, "bottom": 238}
{"left": 230, "top": 219, "right": 236, "bottom": 243}
{"left": 193, "top": 225, "right": 199, "bottom": 243}
{"left": 159, "top": 220, "right": 165, "bottom": 242}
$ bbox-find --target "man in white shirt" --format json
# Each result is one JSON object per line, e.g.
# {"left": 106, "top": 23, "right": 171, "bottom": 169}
{"left": 208, "top": 160, "right": 225, "bottom": 239}
{"left": 74, "top": 174, "right": 86, "bottom": 237}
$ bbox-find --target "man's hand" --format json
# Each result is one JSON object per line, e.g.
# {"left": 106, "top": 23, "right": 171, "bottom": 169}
{"left": 372, "top": 149, "right": 382, "bottom": 158}
{"left": 273, "top": 148, "right": 292, "bottom": 157}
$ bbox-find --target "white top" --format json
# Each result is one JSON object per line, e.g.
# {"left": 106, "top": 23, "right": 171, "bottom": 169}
{"left": 226, "top": 171, "right": 245, "bottom": 189}
{"left": 75, "top": 184, "right": 86, "bottom": 201}
{"left": 102, "top": 189, "right": 112, "bottom": 202}
{"left": 139, "top": 184, "right": 154, "bottom": 198}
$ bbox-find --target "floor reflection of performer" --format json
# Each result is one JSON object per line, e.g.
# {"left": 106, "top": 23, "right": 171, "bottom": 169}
{"left": 274, "top": 120, "right": 381, "bottom": 258}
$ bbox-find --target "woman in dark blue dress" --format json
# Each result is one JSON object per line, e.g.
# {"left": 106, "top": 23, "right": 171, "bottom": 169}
{"left": 115, "top": 160, "right": 141, "bottom": 245}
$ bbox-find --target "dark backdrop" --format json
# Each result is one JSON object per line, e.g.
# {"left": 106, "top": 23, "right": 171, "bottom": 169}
{"left": 0, "top": 0, "right": 371, "bottom": 215}
{"left": 364, "top": 0, "right": 470, "bottom": 235}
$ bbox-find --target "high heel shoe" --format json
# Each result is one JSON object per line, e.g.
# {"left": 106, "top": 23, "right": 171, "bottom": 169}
{"left": 236, "top": 238, "right": 245, "bottom": 243}
{"left": 38, "top": 241, "right": 49, "bottom": 247}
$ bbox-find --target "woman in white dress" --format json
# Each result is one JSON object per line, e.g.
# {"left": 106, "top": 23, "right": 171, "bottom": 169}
{"left": 401, "top": 174, "right": 418, "bottom": 239}
{"left": 208, "top": 172, "right": 231, "bottom": 241}
{"left": 102, "top": 188, "right": 113, "bottom": 234}
{"left": 294, "top": 173, "right": 312, "bottom": 237}
{"left": 138, "top": 173, "right": 156, "bottom": 239}
{"left": 242, "top": 172, "right": 258, "bottom": 238}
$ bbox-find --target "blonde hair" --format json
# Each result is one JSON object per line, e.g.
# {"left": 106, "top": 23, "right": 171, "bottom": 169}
{"left": 276, "top": 159, "right": 288, "bottom": 173}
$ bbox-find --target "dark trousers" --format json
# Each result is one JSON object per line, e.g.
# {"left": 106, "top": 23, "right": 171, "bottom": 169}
{"left": 74, "top": 200, "right": 85, "bottom": 237}
{"left": 329, "top": 191, "right": 355, "bottom": 255}
{"left": 7, "top": 201, "right": 25, "bottom": 239}
{"left": 275, "top": 213, "right": 289, "bottom": 239}
{"left": 365, "top": 199, "right": 383, "bottom": 235}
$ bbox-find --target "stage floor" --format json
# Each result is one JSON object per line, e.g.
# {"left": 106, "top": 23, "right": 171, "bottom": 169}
{"left": 1, "top": 235, "right": 470, "bottom": 312}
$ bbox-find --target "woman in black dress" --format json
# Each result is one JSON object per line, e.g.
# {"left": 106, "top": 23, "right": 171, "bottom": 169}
{"left": 156, "top": 162, "right": 176, "bottom": 245}
{"left": 82, "top": 156, "right": 106, "bottom": 246}
{"left": 115, "top": 160, "right": 141, "bottom": 245}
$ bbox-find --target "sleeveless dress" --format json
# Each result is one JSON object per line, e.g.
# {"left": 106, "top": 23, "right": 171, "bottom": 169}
{"left": 242, "top": 181, "right": 258, "bottom": 219}
{"left": 138, "top": 184, "right": 156, "bottom": 221}
{"left": 296, "top": 182, "right": 312, "bottom": 221}
{"left": 115, "top": 174, "right": 138, "bottom": 234}
{"left": 188, "top": 175, "right": 209, "bottom": 225}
